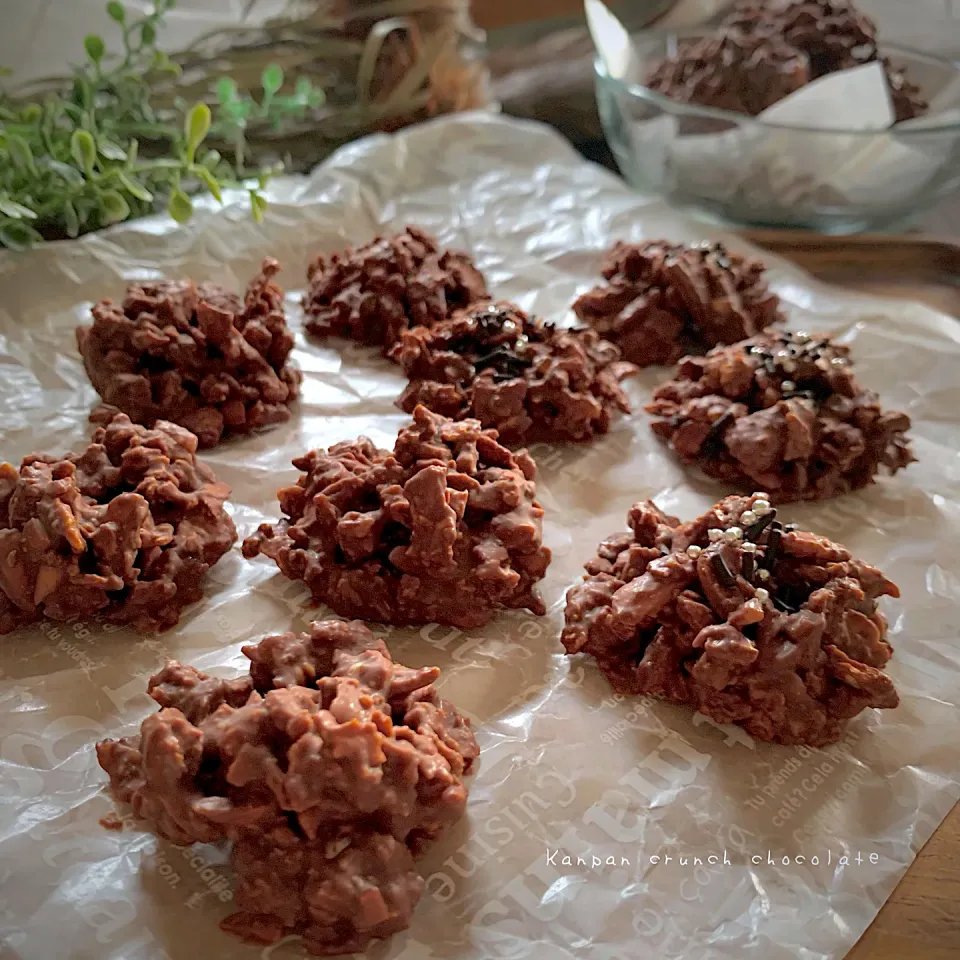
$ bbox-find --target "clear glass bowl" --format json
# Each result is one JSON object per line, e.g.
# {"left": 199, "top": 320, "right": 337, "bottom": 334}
{"left": 594, "top": 32, "right": 960, "bottom": 233}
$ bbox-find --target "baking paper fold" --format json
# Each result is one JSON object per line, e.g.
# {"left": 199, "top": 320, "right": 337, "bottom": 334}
{"left": 1, "top": 114, "right": 960, "bottom": 960}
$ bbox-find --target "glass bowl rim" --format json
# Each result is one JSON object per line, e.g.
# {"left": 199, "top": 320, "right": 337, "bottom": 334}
{"left": 595, "top": 34, "right": 960, "bottom": 137}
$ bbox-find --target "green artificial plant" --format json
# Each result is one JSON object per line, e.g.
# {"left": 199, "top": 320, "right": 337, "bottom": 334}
{"left": 0, "top": 0, "right": 325, "bottom": 249}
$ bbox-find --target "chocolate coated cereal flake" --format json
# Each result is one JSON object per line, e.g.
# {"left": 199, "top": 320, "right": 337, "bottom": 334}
{"left": 97, "top": 619, "right": 478, "bottom": 956}
{"left": 646, "top": 330, "right": 914, "bottom": 502}
{"left": 573, "top": 240, "right": 783, "bottom": 367}
{"left": 392, "top": 300, "right": 636, "bottom": 445}
{"left": 562, "top": 494, "right": 900, "bottom": 746}
{"left": 0, "top": 414, "right": 236, "bottom": 633}
{"left": 243, "top": 404, "right": 551, "bottom": 628}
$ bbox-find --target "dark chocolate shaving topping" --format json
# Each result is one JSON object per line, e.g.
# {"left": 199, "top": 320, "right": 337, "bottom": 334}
{"left": 711, "top": 552, "right": 737, "bottom": 589}
{"left": 703, "top": 408, "right": 737, "bottom": 456}
{"left": 473, "top": 303, "right": 520, "bottom": 338}
{"left": 472, "top": 345, "right": 534, "bottom": 383}
{"left": 744, "top": 511, "right": 776, "bottom": 541}
{"left": 763, "top": 523, "right": 783, "bottom": 571}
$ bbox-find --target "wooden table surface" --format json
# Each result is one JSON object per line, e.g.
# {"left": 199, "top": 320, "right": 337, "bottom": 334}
{"left": 473, "top": 2, "right": 960, "bottom": 957}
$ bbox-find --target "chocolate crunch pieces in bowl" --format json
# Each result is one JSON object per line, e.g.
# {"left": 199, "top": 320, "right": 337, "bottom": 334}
{"left": 646, "top": 330, "right": 915, "bottom": 502}
{"left": 562, "top": 494, "right": 900, "bottom": 746}
{"left": 720, "top": 0, "right": 927, "bottom": 122}
{"left": 645, "top": 0, "right": 927, "bottom": 123}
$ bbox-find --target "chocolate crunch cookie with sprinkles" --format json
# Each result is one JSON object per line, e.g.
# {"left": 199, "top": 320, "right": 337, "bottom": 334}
{"left": 573, "top": 240, "right": 783, "bottom": 367}
{"left": 392, "top": 300, "right": 636, "bottom": 446}
{"left": 646, "top": 330, "right": 915, "bottom": 503}
{"left": 562, "top": 493, "right": 900, "bottom": 746}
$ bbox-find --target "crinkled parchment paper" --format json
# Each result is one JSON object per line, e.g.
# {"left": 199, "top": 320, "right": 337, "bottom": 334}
{"left": 1, "top": 114, "right": 959, "bottom": 960}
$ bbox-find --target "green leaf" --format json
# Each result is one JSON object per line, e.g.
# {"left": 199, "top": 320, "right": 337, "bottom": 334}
{"left": 106, "top": 1, "right": 125, "bottom": 22}
{"left": 200, "top": 148, "right": 221, "bottom": 169}
{"left": 147, "top": 158, "right": 186, "bottom": 170}
{"left": 294, "top": 76, "right": 312, "bottom": 99}
{"left": 64, "top": 200, "right": 81, "bottom": 238}
{"left": 126, "top": 138, "right": 139, "bottom": 168}
{"left": 0, "top": 222, "right": 43, "bottom": 250}
{"left": 98, "top": 138, "right": 128, "bottom": 161}
{"left": 225, "top": 100, "right": 252, "bottom": 122}
{"left": 70, "top": 129, "right": 97, "bottom": 176}
{"left": 140, "top": 21, "right": 156, "bottom": 46}
{"left": 42, "top": 158, "right": 85, "bottom": 187}
{"left": 250, "top": 191, "right": 267, "bottom": 224}
{"left": 61, "top": 102, "right": 84, "bottom": 123}
{"left": 100, "top": 190, "right": 130, "bottom": 224}
{"left": 75, "top": 197, "right": 97, "bottom": 223}
{"left": 0, "top": 198, "right": 38, "bottom": 220}
{"left": 7, "top": 136, "right": 37, "bottom": 176}
{"left": 84, "top": 34, "right": 106, "bottom": 63}
{"left": 152, "top": 51, "right": 180, "bottom": 74}
{"left": 262, "top": 64, "right": 283, "bottom": 96}
{"left": 215, "top": 76, "right": 237, "bottom": 104}
{"left": 193, "top": 165, "right": 223, "bottom": 203}
{"left": 20, "top": 104, "right": 42, "bottom": 123}
{"left": 167, "top": 188, "right": 193, "bottom": 224}
{"left": 184, "top": 102, "right": 211, "bottom": 160}
{"left": 117, "top": 171, "right": 153, "bottom": 202}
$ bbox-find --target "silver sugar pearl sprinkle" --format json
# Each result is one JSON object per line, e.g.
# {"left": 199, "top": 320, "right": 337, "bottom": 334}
{"left": 754, "top": 588, "right": 770, "bottom": 603}
{"left": 723, "top": 526, "right": 743, "bottom": 542}
{"left": 687, "top": 545, "right": 703, "bottom": 558}
{"left": 831, "top": 356, "right": 846, "bottom": 366}
{"left": 781, "top": 380, "right": 796, "bottom": 392}
{"left": 753, "top": 499, "right": 771, "bottom": 515}
{"left": 794, "top": 331, "right": 810, "bottom": 342}
{"left": 741, "top": 542, "right": 758, "bottom": 554}
{"left": 740, "top": 510, "right": 757, "bottom": 525}
{"left": 708, "top": 529, "right": 723, "bottom": 542}
{"left": 758, "top": 569, "right": 771, "bottom": 581}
